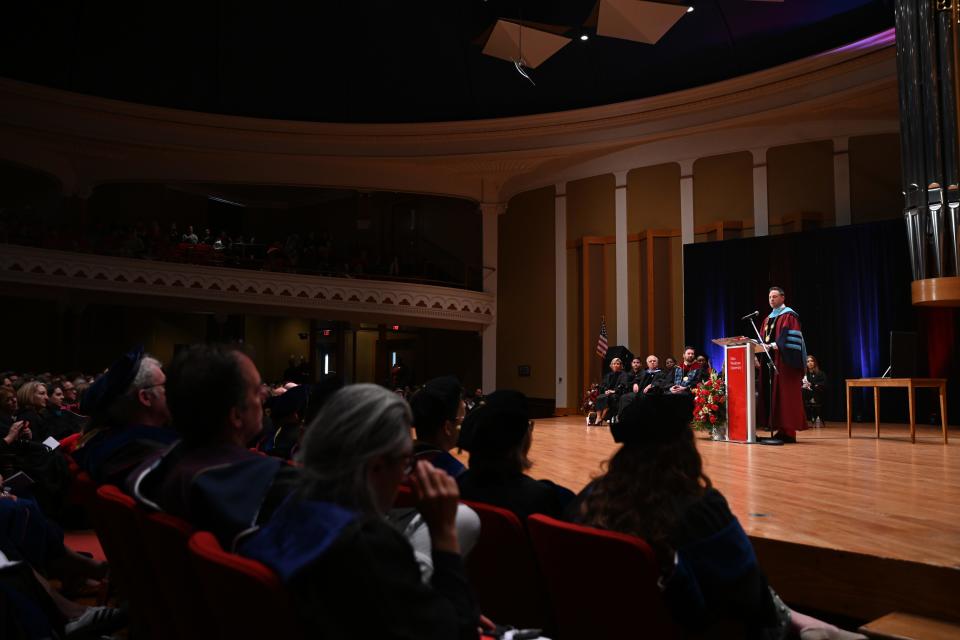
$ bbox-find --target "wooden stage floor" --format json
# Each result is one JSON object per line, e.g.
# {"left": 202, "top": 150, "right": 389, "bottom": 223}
{"left": 454, "top": 416, "right": 960, "bottom": 622}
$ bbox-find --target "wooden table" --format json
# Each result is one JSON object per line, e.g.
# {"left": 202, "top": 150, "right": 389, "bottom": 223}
{"left": 846, "top": 378, "right": 948, "bottom": 444}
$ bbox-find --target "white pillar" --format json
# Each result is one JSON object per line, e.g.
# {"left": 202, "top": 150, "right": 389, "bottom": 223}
{"left": 480, "top": 203, "right": 503, "bottom": 394}
{"left": 614, "top": 171, "right": 629, "bottom": 347}
{"left": 679, "top": 159, "right": 695, "bottom": 245}
{"left": 752, "top": 148, "right": 769, "bottom": 237}
{"left": 833, "top": 137, "right": 852, "bottom": 226}
{"left": 554, "top": 183, "right": 568, "bottom": 410}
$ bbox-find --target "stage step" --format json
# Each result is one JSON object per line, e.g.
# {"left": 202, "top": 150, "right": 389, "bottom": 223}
{"left": 859, "top": 612, "right": 960, "bottom": 640}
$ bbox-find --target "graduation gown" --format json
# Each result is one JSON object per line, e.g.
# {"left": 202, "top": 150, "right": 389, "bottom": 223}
{"left": 595, "top": 370, "right": 630, "bottom": 412}
{"left": 756, "top": 307, "right": 807, "bottom": 437}
{"left": 129, "top": 442, "right": 298, "bottom": 549}
{"left": 240, "top": 498, "right": 479, "bottom": 640}
{"left": 72, "top": 424, "right": 180, "bottom": 486}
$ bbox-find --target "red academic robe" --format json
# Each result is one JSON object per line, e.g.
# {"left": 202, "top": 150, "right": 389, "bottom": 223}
{"left": 756, "top": 309, "right": 807, "bottom": 437}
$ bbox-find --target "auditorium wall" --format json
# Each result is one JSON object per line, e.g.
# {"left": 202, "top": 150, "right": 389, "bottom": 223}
{"left": 567, "top": 174, "right": 616, "bottom": 408}
{"left": 693, "top": 151, "right": 754, "bottom": 229}
{"left": 767, "top": 141, "right": 835, "bottom": 228}
{"left": 850, "top": 133, "right": 902, "bottom": 223}
{"left": 243, "top": 315, "right": 310, "bottom": 382}
{"left": 497, "top": 186, "right": 555, "bottom": 400}
{"left": 496, "top": 132, "right": 904, "bottom": 410}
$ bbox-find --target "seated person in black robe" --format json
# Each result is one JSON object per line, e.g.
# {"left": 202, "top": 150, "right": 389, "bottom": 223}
{"left": 457, "top": 390, "right": 574, "bottom": 521}
{"left": 617, "top": 355, "right": 664, "bottom": 416}
{"left": 128, "top": 344, "right": 297, "bottom": 550}
{"left": 593, "top": 357, "right": 630, "bottom": 425}
{"left": 409, "top": 376, "right": 467, "bottom": 478}
{"left": 73, "top": 347, "right": 178, "bottom": 486}
{"left": 239, "top": 384, "right": 480, "bottom": 640}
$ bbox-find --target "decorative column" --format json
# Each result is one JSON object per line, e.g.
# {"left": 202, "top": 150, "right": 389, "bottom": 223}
{"left": 480, "top": 203, "right": 504, "bottom": 394}
{"left": 752, "top": 148, "right": 769, "bottom": 237}
{"left": 679, "top": 160, "right": 695, "bottom": 245}
{"left": 833, "top": 137, "right": 852, "bottom": 226}
{"left": 614, "top": 170, "right": 629, "bottom": 347}
{"left": 554, "top": 183, "right": 568, "bottom": 411}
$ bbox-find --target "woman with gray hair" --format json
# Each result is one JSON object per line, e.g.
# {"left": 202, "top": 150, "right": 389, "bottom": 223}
{"left": 240, "top": 383, "right": 480, "bottom": 639}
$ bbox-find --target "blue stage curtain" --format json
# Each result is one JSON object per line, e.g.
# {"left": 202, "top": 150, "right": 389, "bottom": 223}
{"left": 682, "top": 220, "right": 957, "bottom": 424}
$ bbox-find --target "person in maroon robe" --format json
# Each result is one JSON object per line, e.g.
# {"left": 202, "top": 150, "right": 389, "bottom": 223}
{"left": 756, "top": 287, "right": 807, "bottom": 443}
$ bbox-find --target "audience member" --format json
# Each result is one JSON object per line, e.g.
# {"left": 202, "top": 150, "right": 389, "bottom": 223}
{"left": 260, "top": 384, "right": 310, "bottom": 459}
{"left": 570, "top": 393, "right": 864, "bottom": 640}
{"left": 239, "top": 384, "right": 481, "bottom": 639}
{"left": 409, "top": 376, "right": 467, "bottom": 478}
{"left": 617, "top": 355, "right": 662, "bottom": 417}
{"left": 42, "top": 383, "right": 83, "bottom": 440}
{"left": 0, "top": 387, "right": 16, "bottom": 432}
{"left": 457, "top": 390, "right": 574, "bottom": 520}
{"left": 15, "top": 381, "right": 50, "bottom": 442}
{"left": 72, "top": 348, "right": 178, "bottom": 486}
{"left": 591, "top": 357, "right": 630, "bottom": 425}
{"left": 181, "top": 225, "right": 199, "bottom": 244}
{"left": 61, "top": 379, "right": 80, "bottom": 412}
{"left": 802, "top": 355, "right": 828, "bottom": 427}
{"left": 129, "top": 344, "right": 298, "bottom": 549}
{"left": 670, "top": 347, "right": 701, "bottom": 394}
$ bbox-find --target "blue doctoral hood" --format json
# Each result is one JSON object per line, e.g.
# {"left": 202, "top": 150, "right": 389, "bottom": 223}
{"left": 239, "top": 497, "right": 359, "bottom": 583}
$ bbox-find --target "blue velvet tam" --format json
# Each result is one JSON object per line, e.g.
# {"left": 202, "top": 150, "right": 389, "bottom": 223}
{"left": 78, "top": 345, "right": 144, "bottom": 417}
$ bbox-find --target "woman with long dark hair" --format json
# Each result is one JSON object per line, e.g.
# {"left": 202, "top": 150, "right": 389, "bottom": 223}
{"left": 571, "top": 394, "right": 864, "bottom": 640}
{"left": 802, "top": 356, "right": 828, "bottom": 427}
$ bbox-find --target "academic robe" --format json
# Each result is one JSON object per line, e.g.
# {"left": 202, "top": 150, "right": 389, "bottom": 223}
{"left": 128, "top": 442, "right": 299, "bottom": 549}
{"left": 72, "top": 424, "right": 180, "bottom": 486}
{"left": 240, "top": 497, "right": 479, "bottom": 640}
{"left": 756, "top": 306, "right": 807, "bottom": 437}
{"left": 595, "top": 370, "right": 630, "bottom": 413}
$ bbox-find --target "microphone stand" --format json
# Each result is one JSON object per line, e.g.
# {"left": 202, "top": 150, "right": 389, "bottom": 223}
{"left": 747, "top": 314, "right": 778, "bottom": 439}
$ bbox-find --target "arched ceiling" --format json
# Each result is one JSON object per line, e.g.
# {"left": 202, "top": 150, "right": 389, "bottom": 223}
{"left": 0, "top": 0, "right": 893, "bottom": 123}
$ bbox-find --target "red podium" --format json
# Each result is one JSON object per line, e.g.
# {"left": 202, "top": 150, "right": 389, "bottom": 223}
{"left": 711, "top": 337, "right": 762, "bottom": 443}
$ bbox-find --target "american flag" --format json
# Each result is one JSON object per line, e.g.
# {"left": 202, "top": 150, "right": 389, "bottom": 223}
{"left": 596, "top": 316, "right": 609, "bottom": 358}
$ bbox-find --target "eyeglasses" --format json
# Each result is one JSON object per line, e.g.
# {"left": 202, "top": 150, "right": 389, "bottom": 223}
{"left": 397, "top": 453, "right": 415, "bottom": 476}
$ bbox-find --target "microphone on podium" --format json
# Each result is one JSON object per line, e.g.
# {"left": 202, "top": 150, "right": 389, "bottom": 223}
{"left": 740, "top": 310, "right": 760, "bottom": 320}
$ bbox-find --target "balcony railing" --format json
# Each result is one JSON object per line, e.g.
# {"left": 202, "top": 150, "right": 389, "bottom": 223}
{"left": 0, "top": 244, "right": 495, "bottom": 326}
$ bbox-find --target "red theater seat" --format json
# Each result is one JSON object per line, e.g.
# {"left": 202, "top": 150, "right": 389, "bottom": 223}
{"left": 188, "top": 531, "right": 304, "bottom": 640}
{"left": 462, "top": 500, "right": 551, "bottom": 631}
{"left": 90, "top": 485, "right": 175, "bottom": 640}
{"left": 139, "top": 512, "right": 215, "bottom": 640}
{"left": 527, "top": 514, "right": 679, "bottom": 640}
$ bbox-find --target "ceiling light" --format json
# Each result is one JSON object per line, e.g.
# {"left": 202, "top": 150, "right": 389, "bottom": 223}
{"left": 580, "top": 34, "right": 589, "bottom": 41}
{"left": 687, "top": 6, "right": 694, "bottom": 12}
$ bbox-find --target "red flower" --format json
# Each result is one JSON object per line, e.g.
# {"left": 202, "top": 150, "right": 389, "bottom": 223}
{"left": 709, "top": 414, "right": 717, "bottom": 424}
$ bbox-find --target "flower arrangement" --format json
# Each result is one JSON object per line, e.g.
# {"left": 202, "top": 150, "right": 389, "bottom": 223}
{"left": 580, "top": 383, "right": 600, "bottom": 415}
{"left": 692, "top": 371, "right": 726, "bottom": 432}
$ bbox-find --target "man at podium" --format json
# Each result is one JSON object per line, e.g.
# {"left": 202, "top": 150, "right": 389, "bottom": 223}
{"left": 757, "top": 286, "right": 807, "bottom": 443}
